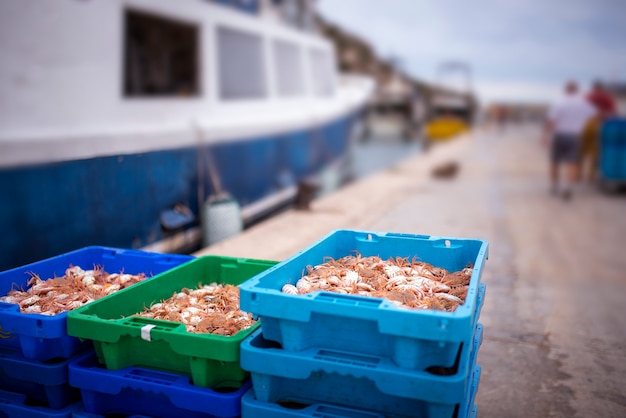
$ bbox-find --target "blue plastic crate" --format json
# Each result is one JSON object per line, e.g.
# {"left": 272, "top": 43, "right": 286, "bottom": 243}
{"left": 71, "top": 407, "right": 152, "bottom": 418}
{"left": 458, "top": 365, "right": 480, "bottom": 418}
{"left": 240, "top": 363, "right": 481, "bottom": 418}
{"left": 68, "top": 350, "right": 248, "bottom": 418}
{"left": 600, "top": 118, "right": 626, "bottom": 182}
{"left": 469, "top": 404, "right": 477, "bottom": 418}
{"left": 0, "top": 390, "right": 80, "bottom": 418}
{"left": 0, "top": 246, "right": 193, "bottom": 361}
{"left": 241, "top": 390, "right": 387, "bottom": 418}
{"left": 240, "top": 230, "right": 488, "bottom": 371}
{"left": 241, "top": 324, "right": 482, "bottom": 417}
{"left": 0, "top": 345, "right": 79, "bottom": 409}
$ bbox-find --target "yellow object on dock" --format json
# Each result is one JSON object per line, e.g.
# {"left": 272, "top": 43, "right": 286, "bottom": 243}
{"left": 425, "top": 118, "right": 469, "bottom": 141}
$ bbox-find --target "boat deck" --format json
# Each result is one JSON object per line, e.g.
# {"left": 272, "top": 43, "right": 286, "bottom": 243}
{"left": 195, "top": 123, "right": 626, "bottom": 417}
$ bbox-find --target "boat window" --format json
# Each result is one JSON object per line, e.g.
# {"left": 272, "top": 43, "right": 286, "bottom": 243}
{"left": 309, "top": 48, "right": 335, "bottom": 97}
{"left": 123, "top": 10, "right": 199, "bottom": 97}
{"left": 210, "top": 0, "right": 259, "bottom": 15}
{"left": 273, "top": 0, "right": 316, "bottom": 32}
{"left": 217, "top": 26, "right": 267, "bottom": 100}
{"left": 273, "top": 40, "right": 304, "bottom": 97}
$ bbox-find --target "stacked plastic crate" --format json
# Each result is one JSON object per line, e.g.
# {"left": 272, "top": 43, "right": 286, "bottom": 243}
{"left": 599, "top": 118, "right": 626, "bottom": 186}
{"left": 65, "top": 255, "right": 277, "bottom": 418}
{"left": 238, "top": 230, "right": 488, "bottom": 418}
{"left": 0, "top": 247, "right": 193, "bottom": 418}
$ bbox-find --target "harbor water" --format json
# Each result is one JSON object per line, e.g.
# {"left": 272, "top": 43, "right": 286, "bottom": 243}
{"left": 246, "top": 134, "right": 424, "bottom": 229}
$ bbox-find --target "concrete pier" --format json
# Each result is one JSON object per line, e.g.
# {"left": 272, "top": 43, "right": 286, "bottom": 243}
{"left": 195, "top": 124, "right": 626, "bottom": 417}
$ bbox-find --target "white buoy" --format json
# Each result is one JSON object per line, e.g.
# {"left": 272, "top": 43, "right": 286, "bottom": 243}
{"left": 201, "top": 194, "right": 243, "bottom": 246}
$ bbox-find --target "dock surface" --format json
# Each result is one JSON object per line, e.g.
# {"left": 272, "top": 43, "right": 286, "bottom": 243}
{"left": 195, "top": 124, "right": 626, "bottom": 417}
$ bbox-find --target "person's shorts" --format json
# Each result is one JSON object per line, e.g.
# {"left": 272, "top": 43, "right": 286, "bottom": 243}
{"left": 551, "top": 134, "right": 580, "bottom": 164}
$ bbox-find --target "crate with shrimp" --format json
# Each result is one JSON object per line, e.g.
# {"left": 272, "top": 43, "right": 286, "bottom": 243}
{"left": 0, "top": 246, "right": 194, "bottom": 361}
{"left": 239, "top": 229, "right": 488, "bottom": 371}
{"left": 68, "top": 349, "right": 247, "bottom": 418}
{"left": 240, "top": 324, "right": 482, "bottom": 418}
{"left": 66, "top": 255, "right": 277, "bottom": 389}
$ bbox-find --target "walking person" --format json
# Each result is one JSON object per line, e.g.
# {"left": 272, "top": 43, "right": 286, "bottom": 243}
{"left": 580, "top": 81, "right": 617, "bottom": 183}
{"left": 543, "top": 81, "right": 597, "bottom": 200}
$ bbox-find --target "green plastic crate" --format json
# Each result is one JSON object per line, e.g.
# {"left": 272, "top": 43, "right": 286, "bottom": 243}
{"left": 66, "top": 256, "right": 277, "bottom": 389}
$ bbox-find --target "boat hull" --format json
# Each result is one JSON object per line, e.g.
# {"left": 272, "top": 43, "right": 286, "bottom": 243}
{"left": 0, "top": 111, "right": 361, "bottom": 271}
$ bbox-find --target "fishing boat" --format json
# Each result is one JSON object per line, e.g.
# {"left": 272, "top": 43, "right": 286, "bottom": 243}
{"left": 424, "top": 62, "right": 475, "bottom": 142}
{"left": 0, "top": 0, "right": 373, "bottom": 271}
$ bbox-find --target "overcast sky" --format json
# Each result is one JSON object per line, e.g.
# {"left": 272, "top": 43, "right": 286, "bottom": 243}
{"left": 317, "top": 0, "right": 626, "bottom": 104}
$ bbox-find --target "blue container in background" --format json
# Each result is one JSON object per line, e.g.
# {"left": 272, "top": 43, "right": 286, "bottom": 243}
{"left": 68, "top": 350, "right": 248, "bottom": 418}
{"left": 0, "top": 246, "right": 193, "bottom": 361}
{"left": 239, "top": 229, "right": 488, "bottom": 371}
{"left": 600, "top": 118, "right": 626, "bottom": 182}
{"left": 0, "top": 345, "right": 79, "bottom": 409}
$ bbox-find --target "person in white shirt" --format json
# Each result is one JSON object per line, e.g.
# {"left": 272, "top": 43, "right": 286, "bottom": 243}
{"left": 544, "top": 81, "right": 597, "bottom": 200}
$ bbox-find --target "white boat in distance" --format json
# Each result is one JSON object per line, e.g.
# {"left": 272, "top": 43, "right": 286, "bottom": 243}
{"left": 0, "top": 0, "right": 373, "bottom": 270}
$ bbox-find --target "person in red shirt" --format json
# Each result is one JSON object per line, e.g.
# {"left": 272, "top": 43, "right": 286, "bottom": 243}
{"left": 587, "top": 81, "right": 617, "bottom": 117}
{"left": 580, "top": 81, "right": 617, "bottom": 182}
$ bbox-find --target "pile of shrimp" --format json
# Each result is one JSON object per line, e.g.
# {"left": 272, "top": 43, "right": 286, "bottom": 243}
{"left": 135, "top": 283, "right": 255, "bottom": 336}
{"left": 281, "top": 254, "right": 473, "bottom": 312}
{"left": 0, "top": 266, "right": 145, "bottom": 315}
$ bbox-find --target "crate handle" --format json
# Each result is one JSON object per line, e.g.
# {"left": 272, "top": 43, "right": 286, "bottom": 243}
{"left": 355, "top": 232, "right": 380, "bottom": 243}
{"left": 309, "top": 404, "right": 385, "bottom": 418}
{"left": 477, "top": 283, "right": 486, "bottom": 310}
{"left": 123, "top": 317, "right": 182, "bottom": 341}
{"left": 124, "top": 366, "right": 187, "bottom": 385}
{"left": 315, "top": 292, "right": 383, "bottom": 308}
{"left": 237, "top": 259, "right": 278, "bottom": 267}
{"left": 314, "top": 348, "right": 382, "bottom": 368}
{"left": 385, "top": 232, "right": 431, "bottom": 240}
{"left": 470, "top": 283, "right": 487, "bottom": 327}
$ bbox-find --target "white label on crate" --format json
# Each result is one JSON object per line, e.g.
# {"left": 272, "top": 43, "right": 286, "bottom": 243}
{"left": 141, "top": 324, "right": 156, "bottom": 342}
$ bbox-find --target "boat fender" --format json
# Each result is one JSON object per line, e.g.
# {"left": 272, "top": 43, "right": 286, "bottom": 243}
{"left": 201, "top": 194, "right": 243, "bottom": 246}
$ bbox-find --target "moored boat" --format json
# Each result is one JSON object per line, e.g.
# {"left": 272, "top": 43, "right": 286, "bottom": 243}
{"left": 0, "top": 0, "right": 373, "bottom": 270}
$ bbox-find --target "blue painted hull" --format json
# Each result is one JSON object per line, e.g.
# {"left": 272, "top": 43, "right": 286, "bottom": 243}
{"left": 0, "top": 112, "right": 360, "bottom": 271}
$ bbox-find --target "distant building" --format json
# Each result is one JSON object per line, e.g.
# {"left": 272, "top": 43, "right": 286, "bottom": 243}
{"left": 483, "top": 103, "right": 548, "bottom": 125}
